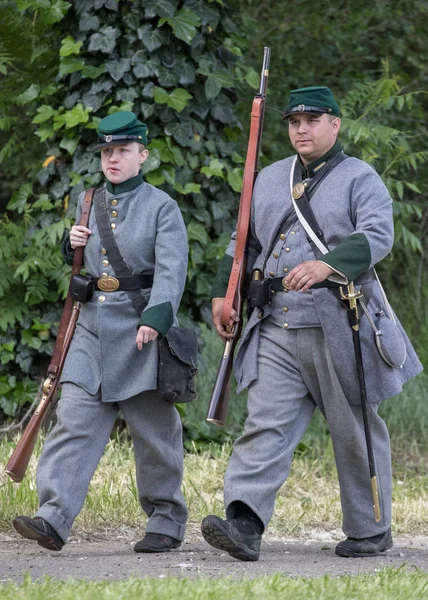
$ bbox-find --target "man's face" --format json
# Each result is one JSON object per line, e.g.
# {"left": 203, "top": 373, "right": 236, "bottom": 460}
{"left": 100, "top": 142, "right": 149, "bottom": 184}
{"left": 288, "top": 113, "right": 341, "bottom": 166}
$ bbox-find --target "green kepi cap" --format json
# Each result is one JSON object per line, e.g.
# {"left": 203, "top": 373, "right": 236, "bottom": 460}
{"left": 282, "top": 86, "right": 340, "bottom": 119}
{"left": 96, "top": 111, "right": 148, "bottom": 148}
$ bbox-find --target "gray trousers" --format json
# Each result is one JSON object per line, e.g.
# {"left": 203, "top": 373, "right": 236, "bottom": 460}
{"left": 225, "top": 322, "right": 392, "bottom": 539}
{"left": 36, "top": 383, "right": 187, "bottom": 543}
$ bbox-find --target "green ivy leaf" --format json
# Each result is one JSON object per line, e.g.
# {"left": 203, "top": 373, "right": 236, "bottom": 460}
{"left": 153, "top": 87, "right": 193, "bottom": 112}
{"left": 60, "top": 135, "right": 80, "bottom": 155}
{"left": 82, "top": 64, "right": 107, "bottom": 79}
{"left": 17, "top": 84, "right": 41, "bottom": 105}
{"left": 59, "top": 56, "right": 85, "bottom": 77}
{"left": 144, "top": 0, "right": 177, "bottom": 18}
{"left": 187, "top": 220, "right": 209, "bottom": 245}
{"left": 60, "top": 36, "right": 83, "bottom": 57}
{"left": 7, "top": 184, "right": 32, "bottom": 213}
{"left": 137, "top": 24, "right": 168, "bottom": 52}
{"left": 244, "top": 66, "right": 260, "bottom": 90}
{"left": 201, "top": 158, "right": 225, "bottom": 178}
{"left": 88, "top": 27, "right": 121, "bottom": 54}
{"left": 32, "top": 105, "right": 56, "bottom": 124}
{"left": 159, "top": 8, "right": 201, "bottom": 45}
{"left": 205, "top": 71, "right": 233, "bottom": 99}
{"left": 227, "top": 167, "right": 243, "bottom": 192}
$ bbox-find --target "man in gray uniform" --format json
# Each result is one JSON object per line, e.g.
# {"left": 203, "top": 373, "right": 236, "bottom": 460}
{"left": 13, "top": 112, "right": 189, "bottom": 553}
{"left": 201, "top": 87, "right": 423, "bottom": 561}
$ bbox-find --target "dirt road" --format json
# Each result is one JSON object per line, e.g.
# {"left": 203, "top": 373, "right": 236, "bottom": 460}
{"left": 0, "top": 530, "right": 427, "bottom": 582}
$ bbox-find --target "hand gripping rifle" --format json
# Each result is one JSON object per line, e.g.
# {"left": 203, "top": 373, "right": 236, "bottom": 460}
{"left": 206, "top": 47, "right": 271, "bottom": 427}
{"left": 340, "top": 282, "right": 381, "bottom": 523}
{"left": 4, "top": 189, "right": 94, "bottom": 483}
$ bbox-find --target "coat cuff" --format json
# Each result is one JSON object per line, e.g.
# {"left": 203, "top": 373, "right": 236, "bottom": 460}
{"left": 138, "top": 302, "right": 173, "bottom": 337}
{"left": 211, "top": 253, "right": 233, "bottom": 299}
{"left": 321, "top": 233, "right": 371, "bottom": 283}
{"left": 62, "top": 235, "right": 74, "bottom": 266}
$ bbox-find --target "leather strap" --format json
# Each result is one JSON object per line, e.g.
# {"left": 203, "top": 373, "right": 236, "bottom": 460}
{"left": 221, "top": 97, "right": 266, "bottom": 327}
{"left": 47, "top": 188, "right": 95, "bottom": 376}
{"left": 93, "top": 188, "right": 151, "bottom": 314}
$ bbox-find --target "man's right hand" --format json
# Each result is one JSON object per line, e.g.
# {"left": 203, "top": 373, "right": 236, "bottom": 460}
{"left": 70, "top": 225, "right": 92, "bottom": 249}
{"left": 212, "top": 297, "right": 239, "bottom": 342}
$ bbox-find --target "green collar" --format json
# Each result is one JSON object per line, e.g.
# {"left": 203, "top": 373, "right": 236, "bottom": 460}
{"left": 299, "top": 139, "right": 342, "bottom": 178}
{"left": 106, "top": 171, "right": 144, "bottom": 194}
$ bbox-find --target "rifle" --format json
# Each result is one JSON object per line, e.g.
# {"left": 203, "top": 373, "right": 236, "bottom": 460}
{"left": 206, "top": 47, "right": 271, "bottom": 427}
{"left": 4, "top": 188, "right": 94, "bottom": 483}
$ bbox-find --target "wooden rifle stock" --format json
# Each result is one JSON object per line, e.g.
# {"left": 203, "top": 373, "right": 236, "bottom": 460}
{"left": 4, "top": 188, "right": 94, "bottom": 483}
{"left": 206, "top": 48, "right": 270, "bottom": 427}
{"left": 5, "top": 304, "right": 80, "bottom": 482}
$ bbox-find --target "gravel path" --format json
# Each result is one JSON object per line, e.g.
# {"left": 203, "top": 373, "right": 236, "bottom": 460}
{"left": 1, "top": 531, "right": 427, "bottom": 582}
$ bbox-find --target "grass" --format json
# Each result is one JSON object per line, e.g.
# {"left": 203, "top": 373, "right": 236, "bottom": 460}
{"left": 1, "top": 428, "right": 427, "bottom": 540}
{"left": 0, "top": 324, "right": 427, "bottom": 539}
{"left": 1, "top": 570, "right": 428, "bottom": 599}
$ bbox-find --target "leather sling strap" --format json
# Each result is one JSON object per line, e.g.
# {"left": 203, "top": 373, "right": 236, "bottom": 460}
{"left": 93, "top": 188, "right": 149, "bottom": 315}
{"left": 261, "top": 152, "right": 347, "bottom": 276}
{"left": 293, "top": 151, "right": 348, "bottom": 248}
{"left": 47, "top": 188, "right": 95, "bottom": 376}
{"left": 221, "top": 96, "right": 266, "bottom": 327}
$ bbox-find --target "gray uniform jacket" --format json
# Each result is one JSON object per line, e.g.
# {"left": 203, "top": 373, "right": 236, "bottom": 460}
{"left": 61, "top": 181, "right": 188, "bottom": 402}
{"left": 228, "top": 155, "right": 422, "bottom": 404}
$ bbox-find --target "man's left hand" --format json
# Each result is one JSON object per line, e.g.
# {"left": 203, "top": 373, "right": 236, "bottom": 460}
{"left": 136, "top": 326, "right": 159, "bottom": 350}
{"left": 283, "top": 261, "right": 334, "bottom": 292}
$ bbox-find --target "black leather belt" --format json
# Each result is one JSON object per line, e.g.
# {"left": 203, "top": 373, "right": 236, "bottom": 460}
{"left": 269, "top": 276, "right": 340, "bottom": 292}
{"left": 92, "top": 273, "right": 153, "bottom": 292}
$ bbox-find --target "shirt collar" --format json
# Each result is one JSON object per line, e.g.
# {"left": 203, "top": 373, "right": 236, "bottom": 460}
{"left": 299, "top": 139, "right": 342, "bottom": 179}
{"left": 106, "top": 171, "right": 144, "bottom": 195}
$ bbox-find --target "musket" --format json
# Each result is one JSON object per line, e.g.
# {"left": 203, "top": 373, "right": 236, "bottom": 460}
{"left": 4, "top": 188, "right": 94, "bottom": 483}
{"left": 206, "top": 48, "right": 271, "bottom": 427}
{"left": 340, "top": 282, "right": 381, "bottom": 522}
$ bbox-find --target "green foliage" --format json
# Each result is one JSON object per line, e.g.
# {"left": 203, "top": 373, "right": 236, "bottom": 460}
{"left": 0, "top": 0, "right": 427, "bottom": 425}
{"left": 0, "top": 0, "right": 255, "bottom": 421}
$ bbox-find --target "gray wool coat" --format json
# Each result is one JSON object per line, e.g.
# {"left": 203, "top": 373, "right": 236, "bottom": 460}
{"left": 61, "top": 181, "right": 188, "bottom": 402}
{"left": 228, "top": 155, "right": 423, "bottom": 405}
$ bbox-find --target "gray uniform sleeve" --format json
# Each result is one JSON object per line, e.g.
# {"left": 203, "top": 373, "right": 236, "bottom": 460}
{"left": 139, "top": 199, "right": 188, "bottom": 336}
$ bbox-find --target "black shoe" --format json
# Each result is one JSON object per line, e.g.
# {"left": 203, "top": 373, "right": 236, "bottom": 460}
{"left": 335, "top": 528, "right": 393, "bottom": 558}
{"left": 133, "top": 533, "right": 181, "bottom": 553}
{"left": 201, "top": 515, "right": 261, "bottom": 562}
{"left": 12, "top": 516, "right": 64, "bottom": 551}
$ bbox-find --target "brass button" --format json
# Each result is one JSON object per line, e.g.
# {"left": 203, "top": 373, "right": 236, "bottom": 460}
{"left": 111, "top": 199, "right": 118, "bottom": 206}
{"left": 99, "top": 295, "right": 106, "bottom": 302}
{"left": 285, "top": 247, "right": 290, "bottom": 252}
{"left": 111, "top": 210, "right": 118, "bottom": 218}
{"left": 257, "top": 310, "right": 263, "bottom": 319}
{"left": 102, "top": 248, "right": 107, "bottom": 255}
{"left": 283, "top": 323, "right": 289, "bottom": 328}
{"left": 273, "top": 252, "right": 279, "bottom": 259}
{"left": 269, "top": 271, "right": 275, "bottom": 277}
{"left": 111, "top": 223, "right": 116, "bottom": 230}
{"left": 283, "top": 268, "right": 289, "bottom": 273}
{"left": 102, "top": 272, "right": 108, "bottom": 276}
{"left": 280, "top": 233, "right": 286, "bottom": 240}
{"left": 102, "top": 259, "right": 109, "bottom": 267}
{"left": 291, "top": 231, "right": 296, "bottom": 235}
{"left": 283, "top": 307, "right": 288, "bottom": 312}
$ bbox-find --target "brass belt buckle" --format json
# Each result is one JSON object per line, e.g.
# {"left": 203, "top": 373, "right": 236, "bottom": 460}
{"left": 97, "top": 274, "right": 119, "bottom": 292}
{"left": 281, "top": 277, "right": 289, "bottom": 291}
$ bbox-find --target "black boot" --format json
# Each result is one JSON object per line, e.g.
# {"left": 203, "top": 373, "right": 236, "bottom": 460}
{"left": 335, "top": 528, "right": 393, "bottom": 558}
{"left": 201, "top": 515, "right": 261, "bottom": 561}
{"left": 134, "top": 533, "right": 181, "bottom": 553}
{"left": 13, "top": 516, "right": 64, "bottom": 551}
